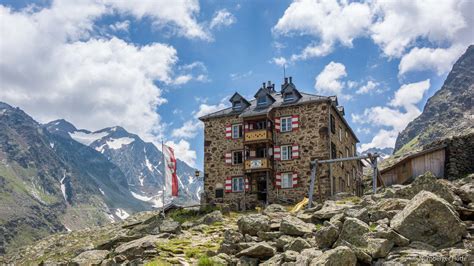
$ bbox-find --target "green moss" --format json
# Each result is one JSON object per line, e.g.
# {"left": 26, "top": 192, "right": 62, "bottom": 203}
{"left": 145, "top": 258, "right": 172, "bottom": 266}
{"left": 168, "top": 206, "right": 218, "bottom": 224}
{"left": 315, "top": 224, "right": 323, "bottom": 231}
{"left": 369, "top": 224, "right": 377, "bottom": 232}
{"left": 197, "top": 255, "right": 221, "bottom": 266}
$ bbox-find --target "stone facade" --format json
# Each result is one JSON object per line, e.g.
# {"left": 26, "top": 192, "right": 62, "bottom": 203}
{"left": 200, "top": 81, "right": 361, "bottom": 210}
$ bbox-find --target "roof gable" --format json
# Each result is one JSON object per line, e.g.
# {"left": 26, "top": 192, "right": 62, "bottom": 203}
{"left": 229, "top": 92, "right": 250, "bottom": 111}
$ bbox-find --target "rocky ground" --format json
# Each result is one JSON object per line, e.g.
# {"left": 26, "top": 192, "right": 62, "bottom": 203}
{"left": 1, "top": 173, "right": 473, "bottom": 265}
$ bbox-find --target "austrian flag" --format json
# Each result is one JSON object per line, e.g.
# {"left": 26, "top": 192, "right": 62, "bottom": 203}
{"left": 163, "top": 144, "right": 179, "bottom": 197}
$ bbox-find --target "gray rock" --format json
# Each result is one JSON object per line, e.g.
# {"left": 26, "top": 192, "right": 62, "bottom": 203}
{"left": 295, "top": 248, "right": 324, "bottom": 266}
{"left": 367, "top": 224, "right": 409, "bottom": 247}
{"left": 280, "top": 216, "right": 315, "bottom": 236}
{"left": 335, "top": 218, "right": 370, "bottom": 247}
{"left": 314, "top": 222, "right": 339, "bottom": 249}
{"left": 237, "top": 214, "right": 270, "bottom": 236}
{"left": 263, "top": 204, "right": 288, "bottom": 215}
{"left": 283, "top": 250, "right": 299, "bottom": 262}
{"left": 312, "top": 201, "right": 352, "bottom": 222}
{"left": 114, "top": 235, "right": 161, "bottom": 259}
{"left": 366, "top": 238, "right": 394, "bottom": 258}
{"left": 381, "top": 246, "right": 445, "bottom": 265}
{"left": 199, "top": 210, "right": 223, "bottom": 225}
{"left": 71, "top": 250, "right": 109, "bottom": 265}
{"left": 257, "top": 231, "right": 282, "bottom": 241}
{"left": 236, "top": 242, "right": 276, "bottom": 259}
{"left": 390, "top": 191, "right": 467, "bottom": 248}
{"left": 345, "top": 208, "right": 369, "bottom": 223}
{"left": 395, "top": 172, "right": 458, "bottom": 203}
{"left": 309, "top": 246, "right": 357, "bottom": 266}
{"left": 275, "top": 235, "right": 295, "bottom": 251}
{"left": 159, "top": 219, "right": 181, "bottom": 234}
{"left": 285, "top": 237, "right": 312, "bottom": 252}
{"left": 237, "top": 256, "right": 259, "bottom": 266}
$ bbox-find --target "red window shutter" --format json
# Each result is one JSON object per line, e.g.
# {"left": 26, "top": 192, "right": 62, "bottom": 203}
{"left": 292, "top": 172, "right": 298, "bottom": 188}
{"left": 291, "top": 115, "right": 299, "bottom": 131}
{"left": 225, "top": 177, "right": 232, "bottom": 193}
{"left": 275, "top": 117, "right": 281, "bottom": 132}
{"left": 245, "top": 177, "right": 250, "bottom": 192}
{"left": 225, "top": 124, "right": 232, "bottom": 139}
{"left": 292, "top": 144, "right": 299, "bottom": 159}
{"left": 225, "top": 152, "right": 232, "bottom": 165}
{"left": 275, "top": 173, "right": 282, "bottom": 189}
{"left": 274, "top": 146, "right": 281, "bottom": 161}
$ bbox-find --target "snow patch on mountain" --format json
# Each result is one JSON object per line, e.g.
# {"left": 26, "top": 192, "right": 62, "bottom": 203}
{"left": 114, "top": 208, "right": 130, "bottom": 220}
{"left": 99, "top": 188, "right": 105, "bottom": 195}
{"left": 105, "top": 137, "right": 135, "bottom": 150}
{"left": 69, "top": 131, "right": 108, "bottom": 146}
{"left": 131, "top": 191, "right": 163, "bottom": 208}
{"left": 60, "top": 173, "right": 67, "bottom": 202}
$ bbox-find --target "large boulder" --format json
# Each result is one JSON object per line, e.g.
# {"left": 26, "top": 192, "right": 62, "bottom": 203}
{"left": 71, "top": 250, "right": 109, "bottom": 265}
{"left": 309, "top": 246, "right": 356, "bottom": 266}
{"left": 295, "top": 248, "right": 324, "bottom": 265}
{"left": 285, "top": 237, "right": 312, "bottom": 252}
{"left": 280, "top": 216, "right": 315, "bottom": 236}
{"left": 394, "top": 172, "right": 458, "bottom": 204}
{"left": 311, "top": 201, "right": 352, "bottom": 222}
{"left": 199, "top": 210, "right": 223, "bottom": 225}
{"left": 390, "top": 191, "right": 467, "bottom": 248}
{"left": 159, "top": 219, "right": 181, "bottom": 234}
{"left": 114, "top": 235, "right": 161, "bottom": 260}
{"left": 218, "top": 229, "right": 244, "bottom": 255}
{"left": 236, "top": 242, "right": 276, "bottom": 259}
{"left": 335, "top": 218, "right": 370, "bottom": 247}
{"left": 314, "top": 222, "right": 339, "bottom": 249}
{"left": 237, "top": 214, "right": 270, "bottom": 236}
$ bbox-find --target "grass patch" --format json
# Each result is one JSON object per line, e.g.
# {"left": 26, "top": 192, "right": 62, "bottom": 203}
{"left": 315, "top": 224, "right": 323, "bottom": 231}
{"left": 197, "top": 255, "right": 222, "bottom": 266}
{"left": 168, "top": 205, "right": 218, "bottom": 224}
{"left": 145, "top": 259, "right": 172, "bottom": 266}
{"left": 336, "top": 196, "right": 361, "bottom": 205}
{"left": 369, "top": 224, "right": 377, "bottom": 232}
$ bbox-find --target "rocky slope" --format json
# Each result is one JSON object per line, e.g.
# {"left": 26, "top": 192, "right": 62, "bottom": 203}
{"left": 45, "top": 119, "right": 202, "bottom": 207}
{"left": 2, "top": 173, "right": 472, "bottom": 265}
{"left": 0, "top": 102, "right": 149, "bottom": 254}
{"left": 394, "top": 45, "right": 474, "bottom": 153}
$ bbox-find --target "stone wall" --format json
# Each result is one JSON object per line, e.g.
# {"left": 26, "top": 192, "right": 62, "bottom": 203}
{"left": 426, "top": 132, "right": 474, "bottom": 179}
{"left": 328, "top": 105, "right": 361, "bottom": 195}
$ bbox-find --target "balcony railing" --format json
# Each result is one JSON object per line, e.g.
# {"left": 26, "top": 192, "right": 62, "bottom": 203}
{"left": 244, "top": 129, "right": 272, "bottom": 142}
{"left": 244, "top": 158, "right": 272, "bottom": 171}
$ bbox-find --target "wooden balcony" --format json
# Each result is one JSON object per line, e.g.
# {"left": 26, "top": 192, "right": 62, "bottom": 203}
{"left": 244, "top": 158, "right": 272, "bottom": 171}
{"left": 244, "top": 129, "right": 273, "bottom": 143}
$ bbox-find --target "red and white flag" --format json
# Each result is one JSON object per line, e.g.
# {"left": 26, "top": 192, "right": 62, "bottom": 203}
{"left": 163, "top": 144, "right": 179, "bottom": 197}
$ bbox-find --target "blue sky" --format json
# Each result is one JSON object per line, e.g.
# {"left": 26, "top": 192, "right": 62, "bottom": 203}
{"left": 0, "top": 0, "right": 472, "bottom": 169}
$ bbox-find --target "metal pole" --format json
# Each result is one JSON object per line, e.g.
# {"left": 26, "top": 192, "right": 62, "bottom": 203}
{"left": 372, "top": 156, "right": 378, "bottom": 194}
{"left": 161, "top": 139, "right": 166, "bottom": 217}
{"left": 308, "top": 160, "right": 317, "bottom": 209}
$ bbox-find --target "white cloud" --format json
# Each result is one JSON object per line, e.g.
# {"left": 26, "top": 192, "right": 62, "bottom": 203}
{"left": 172, "top": 74, "right": 193, "bottom": 85}
{"left": 209, "top": 9, "right": 236, "bottom": 30}
{"left": 271, "top": 57, "right": 288, "bottom": 67}
{"left": 110, "top": 20, "right": 130, "bottom": 32}
{"left": 360, "top": 129, "right": 398, "bottom": 152}
{"left": 354, "top": 80, "right": 430, "bottom": 152}
{"left": 0, "top": 0, "right": 210, "bottom": 154}
{"left": 172, "top": 120, "right": 203, "bottom": 139}
{"left": 166, "top": 139, "right": 197, "bottom": 168}
{"left": 194, "top": 102, "right": 228, "bottom": 119}
{"left": 274, "top": 0, "right": 372, "bottom": 60}
{"left": 315, "top": 61, "right": 347, "bottom": 95}
{"left": 398, "top": 45, "right": 465, "bottom": 76}
{"left": 230, "top": 70, "right": 253, "bottom": 81}
{"left": 356, "top": 80, "right": 379, "bottom": 95}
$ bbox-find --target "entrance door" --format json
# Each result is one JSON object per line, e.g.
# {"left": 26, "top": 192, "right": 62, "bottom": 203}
{"left": 257, "top": 177, "right": 267, "bottom": 202}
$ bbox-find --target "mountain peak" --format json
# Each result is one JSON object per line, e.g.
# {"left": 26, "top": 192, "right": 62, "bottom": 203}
{"left": 394, "top": 45, "right": 474, "bottom": 152}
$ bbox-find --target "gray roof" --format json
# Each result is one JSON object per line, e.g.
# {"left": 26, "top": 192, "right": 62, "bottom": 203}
{"left": 199, "top": 92, "right": 328, "bottom": 120}
{"left": 199, "top": 91, "right": 359, "bottom": 142}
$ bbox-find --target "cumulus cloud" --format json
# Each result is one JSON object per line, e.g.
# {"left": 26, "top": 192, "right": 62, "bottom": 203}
{"left": 271, "top": 57, "right": 288, "bottom": 67}
{"left": 274, "top": 0, "right": 474, "bottom": 75}
{"left": 273, "top": 0, "right": 372, "bottom": 60}
{"left": 356, "top": 80, "right": 380, "bottom": 95}
{"left": 315, "top": 61, "right": 347, "bottom": 95}
{"left": 166, "top": 140, "right": 197, "bottom": 168}
{"left": 209, "top": 9, "right": 236, "bottom": 30}
{"left": 172, "top": 120, "right": 203, "bottom": 139}
{"left": 110, "top": 20, "right": 130, "bottom": 32}
{"left": 354, "top": 79, "right": 431, "bottom": 152}
{"left": 0, "top": 0, "right": 209, "bottom": 165}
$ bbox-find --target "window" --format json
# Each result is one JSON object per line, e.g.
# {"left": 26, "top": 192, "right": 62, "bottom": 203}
{"left": 233, "top": 101, "right": 242, "bottom": 110}
{"left": 331, "top": 142, "right": 337, "bottom": 159}
{"left": 346, "top": 147, "right": 350, "bottom": 158}
{"left": 256, "top": 121, "right": 266, "bottom": 129}
{"left": 339, "top": 126, "right": 343, "bottom": 141}
{"left": 330, "top": 114, "right": 336, "bottom": 133}
{"left": 352, "top": 144, "right": 355, "bottom": 156}
{"left": 256, "top": 147, "right": 266, "bottom": 158}
{"left": 232, "top": 124, "right": 243, "bottom": 139}
{"left": 232, "top": 151, "right": 243, "bottom": 165}
{"left": 281, "top": 173, "right": 293, "bottom": 188}
{"left": 232, "top": 177, "right": 244, "bottom": 192}
{"left": 347, "top": 172, "right": 351, "bottom": 187}
{"left": 345, "top": 130, "right": 348, "bottom": 139}
{"left": 280, "top": 116, "right": 292, "bottom": 132}
{"left": 215, "top": 188, "right": 223, "bottom": 198}
{"left": 257, "top": 96, "right": 267, "bottom": 106}
{"left": 281, "top": 145, "right": 292, "bottom": 161}
{"left": 283, "top": 92, "right": 294, "bottom": 102}
{"left": 339, "top": 151, "right": 344, "bottom": 168}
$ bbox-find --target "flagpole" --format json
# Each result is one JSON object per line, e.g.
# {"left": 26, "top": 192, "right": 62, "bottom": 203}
{"left": 161, "top": 139, "right": 166, "bottom": 218}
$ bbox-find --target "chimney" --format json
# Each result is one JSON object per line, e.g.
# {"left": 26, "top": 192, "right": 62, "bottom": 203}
{"left": 289, "top": 76, "right": 293, "bottom": 84}
{"left": 284, "top": 77, "right": 288, "bottom": 84}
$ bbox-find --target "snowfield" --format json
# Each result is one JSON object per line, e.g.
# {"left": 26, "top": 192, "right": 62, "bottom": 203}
{"left": 69, "top": 131, "right": 108, "bottom": 146}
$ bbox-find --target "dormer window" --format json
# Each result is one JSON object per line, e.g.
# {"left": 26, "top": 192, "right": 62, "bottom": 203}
{"left": 257, "top": 96, "right": 267, "bottom": 106}
{"left": 283, "top": 92, "right": 295, "bottom": 102}
{"left": 233, "top": 100, "right": 242, "bottom": 110}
